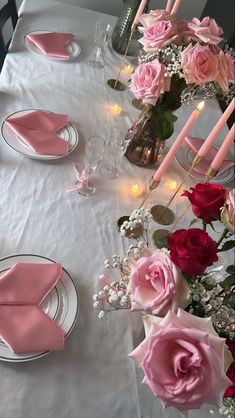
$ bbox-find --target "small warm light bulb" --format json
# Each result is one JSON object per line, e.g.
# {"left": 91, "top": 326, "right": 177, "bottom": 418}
{"left": 165, "top": 180, "right": 178, "bottom": 191}
{"left": 131, "top": 184, "right": 144, "bottom": 197}
{"left": 111, "top": 104, "right": 122, "bottom": 115}
{"left": 197, "top": 101, "right": 205, "bottom": 112}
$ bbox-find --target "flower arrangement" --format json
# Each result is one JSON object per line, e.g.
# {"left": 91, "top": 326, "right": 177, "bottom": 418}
{"left": 93, "top": 183, "right": 235, "bottom": 417}
{"left": 129, "top": 10, "right": 235, "bottom": 141}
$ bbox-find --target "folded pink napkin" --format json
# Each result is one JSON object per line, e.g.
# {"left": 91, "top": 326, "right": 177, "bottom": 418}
{"left": 5, "top": 110, "right": 69, "bottom": 155}
{"left": 26, "top": 32, "right": 74, "bottom": 58}
{"left": 185, "top": 136, "right": 235, "bottom": 176}
{"left": 0, "top": 262, "right": 65, "bottom": 354}
{"left": 0, "top": 306, "right": 64, "bottom": 353}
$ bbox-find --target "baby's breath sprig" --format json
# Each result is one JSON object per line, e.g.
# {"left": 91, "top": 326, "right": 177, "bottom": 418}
{"left": 120, "top": 208, "right": 152, "bottom": 246}
{"left": 210, "top": 398, "right": 235, "bottom": 418}
{"left": 93, "top": 277, "right": 132, "bottom": 319}
{"left": 188, "top": 267, "right": 235, "bottom": 338}
{"left": 93, "top": 242, "right": 148, "bottom": 319}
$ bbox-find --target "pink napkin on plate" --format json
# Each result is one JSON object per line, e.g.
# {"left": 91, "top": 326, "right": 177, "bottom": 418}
{"left": 185, "top": 136, "right": 235, "bottom": 176}
{"left": 5, "top": 110, "right": 69, "bottom": 155}
{"left": 0, "top": 262, "right": 65, "bottom": 354}
{"left": 26, "top": 32, "right": 74, "bottom": 58}
{"left": 0, "top": 305, "right": 64, "bottom": 353}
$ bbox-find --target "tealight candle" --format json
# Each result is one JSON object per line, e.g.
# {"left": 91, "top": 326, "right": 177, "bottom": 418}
{"left": 165, "top": 180, "right": 178, "bottom": 191}
{"left": 111, "top": 104, "right": 122, "bottom": 116}
{"left": 130, "top": 184, "right": 144, "bottom": 197}
{"left": 123, "top": 65, "right": 134, "bottom": 75}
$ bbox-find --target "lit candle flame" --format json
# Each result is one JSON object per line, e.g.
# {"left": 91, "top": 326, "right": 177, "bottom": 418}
{"left": 197, "top": 101, "right": 205, "bottom": 112}
{"left": 131, "top": 184, "right": 143, "bottom": 197}
{"left": 165, "top": 180, "right": 178, "bottom": 190}
{"left": 123, "top": 65, "right": 134, "bottom": 75}
{"left": 111, "top": 104, "right": 122, "bottom": 115}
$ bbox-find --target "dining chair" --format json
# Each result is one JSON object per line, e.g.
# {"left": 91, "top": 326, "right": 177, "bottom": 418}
{"left": 0, "top": 0, "right": 18, "bottom": 71}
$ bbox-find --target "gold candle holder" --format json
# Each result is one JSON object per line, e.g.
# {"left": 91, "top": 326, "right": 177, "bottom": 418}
{"left": 152, "top": 154, "right": 203, "bottom": 225}
{"left": 107, "top": 25, "right": 135, "bottom": 92}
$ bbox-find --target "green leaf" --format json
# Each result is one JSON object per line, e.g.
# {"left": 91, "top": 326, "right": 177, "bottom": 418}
{"left": 226, "top": 265, "right": 235, "bottom": 275}
{"left": 217, "top": 240, "right": 235, "bottom": 252}
{"left": 220, "top": 274, "right": 235, "bottom": 290}
{"left": 223, "top": 294, "right": 235, "bottom": 310}
{"left": 154, "top": 236, "right": 168, "bottom": 249}
{"left": 208, "top": 222, "right": 219, "bottom": 232}
{"left": 189, "top": 218, "right": 199, "bottom": 227}
{"left": 154, "top": 116, "right": 174, "bottom": 140}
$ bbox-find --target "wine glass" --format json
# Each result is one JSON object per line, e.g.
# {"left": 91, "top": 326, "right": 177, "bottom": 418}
{"left": 99, "top": 127, "right": 122, "bottom": 180}
{"left": 77, "top": 136, "right": 104, "bottom": 197}
{"left": 88, "top": 22, "right": 104, "bottom": 69}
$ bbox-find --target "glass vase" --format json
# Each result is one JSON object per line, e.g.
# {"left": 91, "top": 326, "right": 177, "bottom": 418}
{"left": 111, "top": 0, "right": 150, "bottom": 56}
{"left": 124, "top": 112, "right": 166, "bottom": 168}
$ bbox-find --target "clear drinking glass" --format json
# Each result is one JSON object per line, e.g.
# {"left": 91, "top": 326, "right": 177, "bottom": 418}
{"left": 99, "top": 127, "right": 122, "bottom": 180}
{"left": 88, "top": 22, "right": 104, "bottom": 69}
{"left": 77, "top": 136, "right": 104, "bottom": 197}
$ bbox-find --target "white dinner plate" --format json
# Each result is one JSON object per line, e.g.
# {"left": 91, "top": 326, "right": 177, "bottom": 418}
{"left": 1, "top": 109, "right": 79, "bottom": 160}
{"left": 24, "top": 30, "right": 81, "bottom": 60}
{"left": 0, "top": 254, "right": 79, "bottom": 362}
{"left": 175, "top": 142, "right": 234, "bottom": 184}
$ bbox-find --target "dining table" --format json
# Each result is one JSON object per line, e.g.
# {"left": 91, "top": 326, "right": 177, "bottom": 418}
{"left": 0, "top": 1, "right": 234, "bottom": 418}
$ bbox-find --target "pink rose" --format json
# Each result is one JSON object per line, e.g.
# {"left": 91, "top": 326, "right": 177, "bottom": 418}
{"left": 188, "top": 17, "right": 223, "bottom": 44}
{"left": 139, "top": 9, "right": 175, "bottom": 30}
{"left": 217, "top": 51, "right": 235, "bottom": 92}
{"left": 176, "top": 19, "right": 195, "bottom": 42}
{"left": 127, "top": 249, "right": 189, "bottom": 316}
{"left": 181, "top": 43, "right": 220, "bottom": 85}
{"left": 129, "top": 310, "right": 233, "bottom": 412}
{"left": 221, "top": 189, "right": 235, "bottom": 233}
{"left": 130, "top": 59, "right": 169, "bottom": 105}
{"left": 139, "top": 20, "right": 179, "bottom": 52}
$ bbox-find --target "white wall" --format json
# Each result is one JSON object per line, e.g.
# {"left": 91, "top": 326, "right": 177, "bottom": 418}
{"left": 2, "top": 0, "right": 207, "bottom": 44}
{"left": 51, "top": 0, "right": 207, "bottom": 18}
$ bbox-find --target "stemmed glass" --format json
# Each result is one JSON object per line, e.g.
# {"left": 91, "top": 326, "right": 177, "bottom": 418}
{"left": 99, "top": 127, "right": 123, "bottom": 180}
{"left": 88, "top": 22, "right": 104, "bottom": 69}
{"left": 77, "top": 136, "right": 104, "bottom": 196}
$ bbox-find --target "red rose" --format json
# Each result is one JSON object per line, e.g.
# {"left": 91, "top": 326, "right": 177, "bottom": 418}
{"left": 182, "top": 183, "right": 226, "bottom": 223}
{"left": 168, "top": 228, "right": 218, "bottom": 276}
{"left": 224, "top": 340, "right": 235, "bottom": 398}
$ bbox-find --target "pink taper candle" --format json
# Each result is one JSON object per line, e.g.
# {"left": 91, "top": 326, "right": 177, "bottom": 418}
{"left": 133, "top": 0, "right": 148, "bottom": 26}
{"left": 166, "top": 0, "right": 174, "bottom": 13}
{"left": 153, "top": 102, "right": 204, "bottom": 183}
{"left": 208, "top": 123, "right": 235, "bottom": 173}
{"left": 197, "top": 98, "right": 235, "bottom": 158}
{"left": 171, "top": 0, "right": 181, "bottom": 15}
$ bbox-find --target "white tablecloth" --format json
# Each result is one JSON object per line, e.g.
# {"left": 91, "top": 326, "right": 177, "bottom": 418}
{"left": 0, "top": 1, "right": 233, "bottom": 417}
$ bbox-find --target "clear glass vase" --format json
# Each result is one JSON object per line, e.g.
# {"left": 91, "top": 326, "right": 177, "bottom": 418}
{"left": 111, "top": 0, "right": 150, "bottom": 56}
{"left": 124, "top": 112, "right": 166, "bottom": 168}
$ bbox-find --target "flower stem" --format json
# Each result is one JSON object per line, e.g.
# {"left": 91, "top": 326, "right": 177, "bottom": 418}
{"left": 202, "top": 221, "right": 207, "bottom": 232}
{"left": 216, "top": 228, "right": 229, "bottom": 248}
